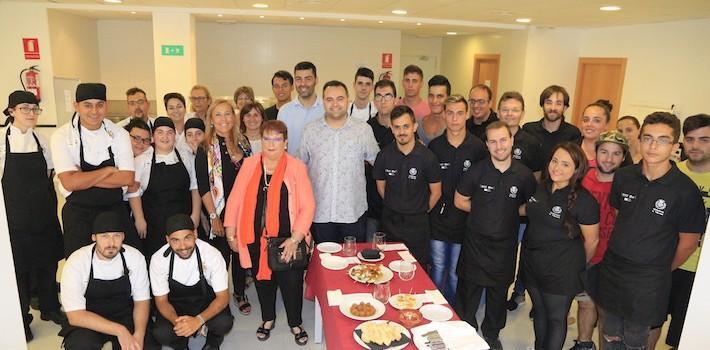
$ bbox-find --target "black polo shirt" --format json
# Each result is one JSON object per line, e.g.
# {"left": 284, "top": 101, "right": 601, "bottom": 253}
{"left": 513, "top": 128, "right": 544, "bottom": 172}
{"left": 466, "top": 110, "right": 499, "bottom": 141}
{"left": 522, "top": 117, "right": 581, "bottom": 163}
{"left": 428, "top": 132, "right": 487, "bottom": 243}
{"left": 264, "top": 104, "right": 279, "bottom": 121}
{"left": 366, "top": 116, "right": 395, "bottom": 219}
{"left": 607, "top": 163, "right": 706, "bottom": 266}
{"left": 373, "top": 142, "right": 441, "bottom": 215}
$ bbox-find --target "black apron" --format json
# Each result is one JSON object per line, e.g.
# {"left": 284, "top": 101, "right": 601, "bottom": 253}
{"left": 142, "top": 149, "right": 192, "bottom": 257}
{"left": 460, "top": 234, "right": 517, "bottom": 287}
{"left": 60, "top": 246, "right": 134, "bottom": 341}
{"left": 62, "top": 117, "right": 139, "bottom": 256}
{"left": 165, "top": 244, "right": 217, "bottom": 317}
{"left": 2, "top": 128, "right": 63, "bottom": 272}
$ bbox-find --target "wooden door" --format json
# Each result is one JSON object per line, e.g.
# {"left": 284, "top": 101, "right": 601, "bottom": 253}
{"left": 472, "top": 54, "right": 500, "bottom": 109}
{"left": 572, "top": 57, "right": 627, "bottom": 127}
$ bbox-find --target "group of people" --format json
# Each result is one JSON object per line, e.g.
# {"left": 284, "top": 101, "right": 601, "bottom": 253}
{"left": 2, "top": 59, "right": 708, "bottom": 350}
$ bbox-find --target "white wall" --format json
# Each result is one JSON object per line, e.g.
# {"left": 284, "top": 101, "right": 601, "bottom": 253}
{"left": 97, "top": 19, "right": 156, "bottom": 101}
{"left": 196, "top": 22, "right": 402, "bottom": 100}
{"left": 48, "top": 10, "right": 100, "bottom": 85}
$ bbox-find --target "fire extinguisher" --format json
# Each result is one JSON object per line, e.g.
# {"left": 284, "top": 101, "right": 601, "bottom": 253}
{"left": 20, "top": 65, "right": 41, "bottom": 101}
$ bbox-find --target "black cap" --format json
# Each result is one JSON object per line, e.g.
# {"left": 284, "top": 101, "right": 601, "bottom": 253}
{"left": 76, "top": 83, "right": 107, "bottom": 102}
{"left": 153, "top": 116, "right": 175, "bottom": 131}
{"left": 4, "top": 90, "right": 39, "bottom": 116}
{"left": 165, "top": 213, "right": 194, "bottom": 236}
{"left": 92, "top": 211, "right": 125, "bottom": 234}
{"left": 185, "top": 117, "right": 205, "bottom": 132}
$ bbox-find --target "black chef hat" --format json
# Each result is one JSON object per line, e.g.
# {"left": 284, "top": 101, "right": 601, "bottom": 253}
{"left": 76, "top": 83, "right": 107, "bottom": 102}
{"left": 152, "top": 116, "right": 175, "bottom": 131}
{"left": 165, "top": 213, "right": 194, "bottom": 236}
{"left": 4, "top": 90, "right": 39, "bottom": 116}
{"left": 92, "top": 211, "right": 125, "bottom": 234}
{"left": 184, "top": 117, "right": 205, "bottom": 132}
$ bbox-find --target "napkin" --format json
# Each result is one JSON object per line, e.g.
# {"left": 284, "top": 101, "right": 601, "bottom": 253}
{"left": 425, "top": 290, "right": 448, "bottom": 305}
{"left": 377, "top": 243, "right": 408, "bottom": 251}
{"left": 320, "top": 253, "right": 359, "bottom": 265}
{"left": 398, "top": 250, "right": 417, "bottom": 263}
{"left": 327, "top": 289, "right": 343, "bottom": 306}
{"left": 411, "top": 321, "right": 490, "bottom": 350}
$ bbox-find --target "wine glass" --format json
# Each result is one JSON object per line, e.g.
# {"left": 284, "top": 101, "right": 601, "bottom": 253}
{"left": 373, "top": 281, "right": 391, "bottom": 304}
{"left": 398, "top": 261, "right": 415, "bottom": 281}
{"left": 373, "top": 232, "right": 386, "bottom": 250}
{"left": 343, "top": 236, "right": 357, "bottom": 257}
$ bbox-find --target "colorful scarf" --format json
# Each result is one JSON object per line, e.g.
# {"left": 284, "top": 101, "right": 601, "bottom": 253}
{"left": 207, "top": 136, "right": 252, "bottom": 218}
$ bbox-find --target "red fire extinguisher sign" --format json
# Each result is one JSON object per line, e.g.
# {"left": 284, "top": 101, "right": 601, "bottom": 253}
{"left": 23, "top": 38, "right": 40, "bottom": 59}
{"left": 381, "top": 53, "right": 393, "bottom": 69}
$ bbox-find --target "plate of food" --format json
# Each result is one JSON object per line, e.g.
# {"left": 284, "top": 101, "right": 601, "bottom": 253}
{"left": 317, "top": 242, "right": 343, "bottom": 253}
{"left": 358, "top": 249, "right": 385, "bottom": 262}
{"left": 353, "top": 320, "right": 411, "bottom": 350}
{"left": 349, "top": 264, "right": 394, "bottom": 284}
{"left": 339, "top": 296, "right": 386, "bottom": 321}
{"left": 389, "top": 293, "right": 423, "bottom": 310}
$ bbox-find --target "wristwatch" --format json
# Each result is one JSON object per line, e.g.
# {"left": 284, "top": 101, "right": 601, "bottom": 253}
{"left": 209, "top": 213, "right": 217, "bottom": 220}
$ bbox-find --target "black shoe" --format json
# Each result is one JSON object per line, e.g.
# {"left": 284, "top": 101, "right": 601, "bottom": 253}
{"left": 484, "top": 336, "right": 503, "bottom": 350}
{"left": 24, "top": 323, "right": 33, "bottom": 342}
{"left": 506, "top": 292, "right": 525, "bottom": 311}
{"left": 529, "top": 308, "right": 534, "bottom": 320}
{"left": 41, "top": 310, "right": 68, "bottom": 325}
{"left": 569, "top": 340, "right": 597, "bottom": 350}
{"left": 202, "top": 344, "right": 220, "bottom": 350}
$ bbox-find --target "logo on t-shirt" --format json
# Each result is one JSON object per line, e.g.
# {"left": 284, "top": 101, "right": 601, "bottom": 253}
{"left": 385, "top": 169, "right": 398, "bottom": 176}
{"left": 621, "top": 192, "right": 636, "bottom": 202}
{"left": 408, "top": 167, "right": 418, "bottom": 180}
{"left": 440, "top": 162, "right": 450, "bottom": 170}
{"left": 509, "top": 185, "right": 519, "bottom": 198}
{"left": 513, "top": 148, "right": 523, "bottom": 159}
{"left": 550, "top": 205, "right": 563, "bottom": 219}
{"left": 480, "top": 184, "right": 495, "bottom": 193}
{"left": 652, "top": 198, "right": 667, "bottom": 216}
{"left": 463, "top": 160, "right": 472, "bottom": 172}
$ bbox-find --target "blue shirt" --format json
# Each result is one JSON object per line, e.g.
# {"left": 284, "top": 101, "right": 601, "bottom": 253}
{"left": 277, "top": 96, "right": 324, "bottom": 154}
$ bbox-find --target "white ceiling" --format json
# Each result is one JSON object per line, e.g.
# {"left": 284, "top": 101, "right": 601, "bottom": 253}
{"left": 39, "top": 0, "right": 710, "bottom": 37}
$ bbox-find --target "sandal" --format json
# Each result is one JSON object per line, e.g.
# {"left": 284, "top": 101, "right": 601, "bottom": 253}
{"left": 291, "top": 325, "right": 308, "bottom": 346}
{"left": 256, "top": 321, "right": 275, "bottom": 341}
{"left": 235, "top": 294, "right": 251, "bottom": 315}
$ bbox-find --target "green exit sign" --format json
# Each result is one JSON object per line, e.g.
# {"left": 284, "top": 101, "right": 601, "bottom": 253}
{"left": 161, "top": 45, "right": 184, "bottom": 56}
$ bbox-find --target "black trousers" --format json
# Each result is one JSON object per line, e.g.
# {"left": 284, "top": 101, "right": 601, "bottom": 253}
{"left": 17, "top": 265, "right": 60, "bottom": 325}
{"left": 666, "top": 268, "right": 695, "bottom": 346}
{"left": 63, "top": 320, "right": 161, "bottom": 350}
{"left": 153, "top": 307, "right": 233, "bottom": 348}
{"left": 254, "top": 269, "right": 305, "bottom": 327}
{"left": 381, "top": 207, "right": 431, "bottom": 268}
{"left": 210, "top": 236, "right": 248, "bottom": 298}
{"left": 455, "top": 279, "right": 508, "bottom": 339}
{"left": 527, "top": 285, "right": 574, "bottom": 350}
{"left": 311, "top": 213, "right": 368, "bottom": 243}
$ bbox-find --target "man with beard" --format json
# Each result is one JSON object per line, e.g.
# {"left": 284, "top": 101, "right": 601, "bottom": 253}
{"left": 151, "top": 214, "right": 233, "bottom": 350}
{"left": 348, "top": 67, "right": 378, "bottom": 122}
{"left": 118, "top": 87, "right": 155, "bottom": 131}
{"left": 466, "top": 84, "right": 499, "bottom": 141}
{"left": 417, "top": 75, "right": 450, "bottom": 145}
{"left": 265, "top": 70, "right": 294, "bottom": 121}
{"left": 298, "top": 80, "right": 379, "bottom": 243}
{"left": 374, "top": 105, "right": 441, "bottom": 267}
{"left": 522, "top": 85, "right": 581, "bottom": 163}
{"left": 278, "top": 61, "right": 324, "bottom": 153}
{"left": 569, "top": 130, "right": 628, "bottom": 350}
{"left": 60, "top": 211, "right": 154, "bottom": 350}
{"left": 454, "top": 121, "right": 536, "bottom": 350}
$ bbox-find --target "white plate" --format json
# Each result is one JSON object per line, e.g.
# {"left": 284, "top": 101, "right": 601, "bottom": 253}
{"left": 348, "top": 264, "right": 394, "bottom": 284}
{"left": 322, "top": 255, "right": 348, "bottom": 270}
{"left": 388, "top": 293, "right": 423, "bottom": 310}
{"left": 317, "top": 242, "right": 343, "bottom": 253}
{"left": 388, "top": 260, "right": 418, "bottom": 273}
{"left": 353, "top": 320, "right": 411, "bottom": 350}
{"left": 420, "top": 304, "right": 453, "bottom": 322}
{"left": 339, "top": 295, "right": 386, "bottom": 321}
{"left": 357, "top": 251, "right": 385, "bottom": 262}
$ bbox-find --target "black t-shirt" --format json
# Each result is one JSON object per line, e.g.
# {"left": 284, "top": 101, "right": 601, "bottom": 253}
{"left": 427, "top": 132, "right": 487, "bottom": 243}
{"left": 195, "top": 136, "right": 242, "bottom": 215}
{"left": 466, "top": 110, "right": 498, "bottom": 141}
{"left": 607, "top": 163, "right": 706, "bottom": 267}
{"left": 264, "top": 104, "right": 279, "bottom": 121}
{"left": 522, "top": 118, "right": 581, "bottom": 163}
{"left": 366, "top": 116, "right": 395, "bottom": 219}
{"left": 512, "top": 128, "right": 544, "bottom": 172}
{"left": 373, "top": 142, "right": 441, "bottom": 215}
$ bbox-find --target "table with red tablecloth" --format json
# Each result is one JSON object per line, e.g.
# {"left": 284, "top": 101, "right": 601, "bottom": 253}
{"left": 305, "top": 243, "right": 460, "bottom": 349}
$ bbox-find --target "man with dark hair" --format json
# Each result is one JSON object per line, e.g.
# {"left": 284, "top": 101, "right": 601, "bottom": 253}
{"left": 298, "top": 80, "right": 379, "bottom": 243}
{"left": 597, "top": 112, "right": 706, "bottom": 350}
{"left": 278, "top": 61, "right": 324, "bottom": 153}
{"left": 265, "top": 70, "right": 294, "bottom": 121}
{"left": 466, "top": 84, "right": 499, "bottom": 141}
{"left": 373, "top": 105, "right": 441, "bottom": 266}
{"left": 396, "top": 64, "right": 430, "bottom": 121}
{"left": 118, "top": 87, "right": 155, "bottom": 130}
{"left": 522, "top": 85, "right": 581, "bottom": 163}
{"left": 428, "top": 95, "right": 486, "bottom": 304}
{"left": 348, "top": 67, "right": 378, "bottom": 122}
{"left": 454, "top": 121, "right": 537, "bottom": 350}
{"left": 418, "top": 75, "right": 451, "bottom": 145}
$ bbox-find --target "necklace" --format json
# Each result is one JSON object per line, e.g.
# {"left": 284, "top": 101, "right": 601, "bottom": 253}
{"left": 262, "top": 165, "right": 271, "bottom": 192}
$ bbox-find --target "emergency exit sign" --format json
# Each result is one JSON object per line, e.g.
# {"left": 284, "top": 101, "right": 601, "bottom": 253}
{"left": 161, "top": 45, "right": 184, "bottom": 56}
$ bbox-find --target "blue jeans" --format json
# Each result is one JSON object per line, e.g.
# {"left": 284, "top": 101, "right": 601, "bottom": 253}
{"left": 430, "top": 239, "right": 461, "bottom": 305}
{"left": 512, "top": 223, "right": 527, "bottom": 296}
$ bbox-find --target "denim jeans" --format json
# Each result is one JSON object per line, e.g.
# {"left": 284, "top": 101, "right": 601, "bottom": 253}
{"left": 600, "top": 307, "right": 650, "bottom": 350}
{"left": 430, "top": 239, "right": 461, "bottom": 305}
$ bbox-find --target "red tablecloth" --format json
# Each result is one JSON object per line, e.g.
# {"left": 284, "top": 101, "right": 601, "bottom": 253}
{"left": 305, "top": 243, "right": 460, "bottom": 349}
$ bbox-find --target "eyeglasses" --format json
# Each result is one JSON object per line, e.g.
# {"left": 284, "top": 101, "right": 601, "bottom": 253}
{"left": 130, "top": 134, "right": 152, "bottom": 145}
{"left": 16, "top": 107, "right": 43, "bottom": 115}
{"left": 127, "top": 99, "right": 147, "bottom": 106}
{"left": 374, "top": 93, "right": 395, "bottom": 102}
{"left": 468, "top": 99, "right": 489, "bottom": 106}
{"left": 190, "top": 96, "right": 208, "bottom": 102}
{"left": 263, "top": 136, "right": 285, "bottom": 143}
{"left": 640, "top": 135, "right": 674, "bottom": 146}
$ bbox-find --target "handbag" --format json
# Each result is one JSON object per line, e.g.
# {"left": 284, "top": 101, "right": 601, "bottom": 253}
{"left": 266, "top": 236, "right": 310, "bottom": 271}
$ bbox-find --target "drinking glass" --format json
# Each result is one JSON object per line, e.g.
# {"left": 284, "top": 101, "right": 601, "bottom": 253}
{"left": 398, "top": 261, "right": 415, "bottom": 281}
{"left": 373, "top": 232, "right": 386, "bottom": 250}
{"left": 343, "top": 236, "right": 357, "bottom": 257}
{"left": 373, "top": 281, "right": 391, "bottom": 304}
